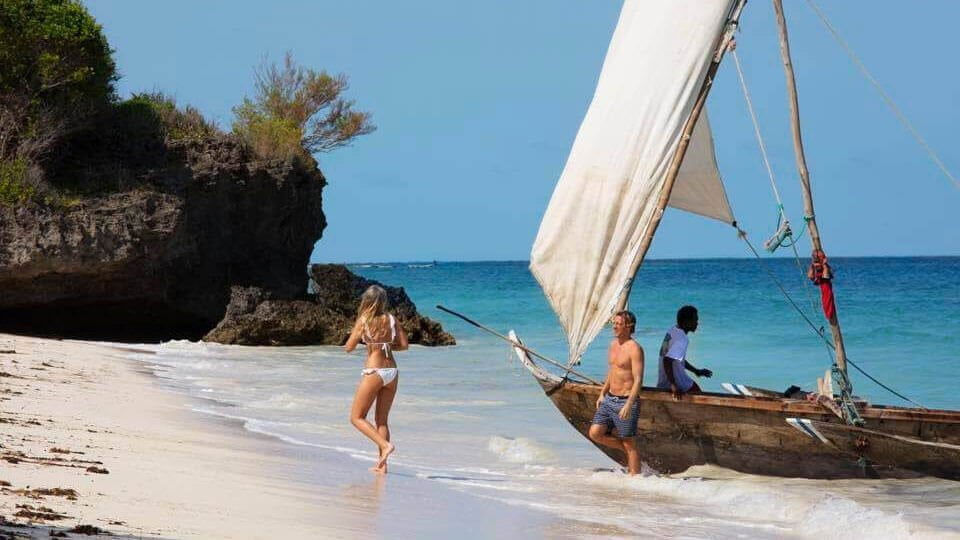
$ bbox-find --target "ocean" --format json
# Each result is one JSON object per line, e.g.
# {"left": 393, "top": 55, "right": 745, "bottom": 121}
{"left": 123, "top": 257, "right": 959, "bottom": 538}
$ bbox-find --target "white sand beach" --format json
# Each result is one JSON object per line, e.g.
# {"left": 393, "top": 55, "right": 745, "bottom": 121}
{"left": 0, "top": 334, "right": 330, "bottom": 538}
{"left": 0, "top": 334, "right": 620, "bottom": 539}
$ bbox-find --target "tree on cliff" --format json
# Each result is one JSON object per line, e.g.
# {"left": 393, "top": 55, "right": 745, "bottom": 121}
{"left": 0, "top": 0, "right": 116, "bottom": 114}
{"left": 232, "top": 52, "right": 375, "bottom": 160}
{"left": 0, "top": 0, "right": 116, "bottom": 201}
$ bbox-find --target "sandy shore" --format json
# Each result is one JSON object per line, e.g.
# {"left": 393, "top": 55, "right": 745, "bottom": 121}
{"left": 0, "top": 334, "right": 328, "bottom": 538}
{"left": 0, "top": 334, "right": 616, "bottom": 539}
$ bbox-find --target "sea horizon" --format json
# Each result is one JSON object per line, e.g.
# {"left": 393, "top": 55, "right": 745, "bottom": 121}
{"left": 324, "top": 254, "right": 960, "bottom": 266}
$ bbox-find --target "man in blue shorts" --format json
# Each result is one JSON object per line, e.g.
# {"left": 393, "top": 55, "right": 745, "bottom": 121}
{"left": 589, "top": 310, "right": 645, "bottom": 475}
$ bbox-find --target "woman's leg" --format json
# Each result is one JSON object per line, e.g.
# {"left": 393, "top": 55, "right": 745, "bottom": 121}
{"left": 350, "top": 373, "right": 390, "bottom": 454}
{"left": 372, "top": 376, "right": 399, "bottom": 471}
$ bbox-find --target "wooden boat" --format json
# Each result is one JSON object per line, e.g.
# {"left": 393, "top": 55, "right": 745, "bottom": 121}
{"left": 510, "top": 333, "right": 960, "bottom": 480}
{"left": 488, "top": 1, "right": 960, "bottom": 480}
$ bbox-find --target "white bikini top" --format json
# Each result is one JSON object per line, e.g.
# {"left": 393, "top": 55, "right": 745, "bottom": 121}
{"left": 363, "top": 314, "right": 396, "bottom": 354}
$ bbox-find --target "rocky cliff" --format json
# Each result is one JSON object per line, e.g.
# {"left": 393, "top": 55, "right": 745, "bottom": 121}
{"left": 204, "top": 264, "right": 455, "bottom": 346}
{"left": 0, "top": 136, "right": 452, "bottom": 345}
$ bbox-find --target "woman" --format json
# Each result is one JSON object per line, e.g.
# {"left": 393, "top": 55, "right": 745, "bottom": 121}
{"left": 345, "top": 285, "right": 408, "bottom": 473}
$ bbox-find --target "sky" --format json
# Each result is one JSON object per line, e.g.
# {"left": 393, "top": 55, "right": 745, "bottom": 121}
{"left": 85, "top": 1, "right": 959, "bottom": 262}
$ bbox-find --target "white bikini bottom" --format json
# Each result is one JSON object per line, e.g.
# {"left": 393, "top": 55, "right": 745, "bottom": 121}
{"left": 362, "top": 367, "right": 398, "bottom": 386}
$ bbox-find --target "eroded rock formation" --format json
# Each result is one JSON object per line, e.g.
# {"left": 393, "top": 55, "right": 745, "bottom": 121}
{"left": 0, "top": 137, "right": 452, "bottom": 345}
{"left": 203, "top": 264, "right": 455, "bottom": 346}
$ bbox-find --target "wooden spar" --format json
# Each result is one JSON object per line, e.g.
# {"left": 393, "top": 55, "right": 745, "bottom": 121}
{"left": 614, "top": 0, "right": 748, "bottom": 313}
{"left": 435, "top": 305, "right": 601, "bottom": 385}
{"left": 771, "top": 0, "right": 849, "bottom": 377}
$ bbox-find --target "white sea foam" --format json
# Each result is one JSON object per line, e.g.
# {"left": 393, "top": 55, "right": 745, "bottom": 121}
{"left": 583, "top": 470, "right": 926, "bottom": 538}
{"left": 401, "top": 397, "right": 507, "bottom": 407}
{"left": 452, "top": 466, "right": 508, "bottom": 476}
{"left": 247, "top": 392, "right": 314, "bottom": 411}
{"left": 487, "top": 436, "right": 554, "bottom": 464}
{"left": 588, "top": 471, "right": 803, "bottom": 521}
{"left": 424, "top": 477, "right": 536, "bottom": 493}
{"left": 798, "top": 496, "right": 917, "bottom": 539}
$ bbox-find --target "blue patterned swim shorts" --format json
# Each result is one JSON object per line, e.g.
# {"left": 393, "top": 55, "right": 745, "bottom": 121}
{"left": 591, "top": 394, "right": 639, "bottom": 438}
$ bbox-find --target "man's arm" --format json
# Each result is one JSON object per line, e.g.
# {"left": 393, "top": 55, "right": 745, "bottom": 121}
{"left": 596, "top": 377, "right": 610, "bottom": 409}
{"left": 620, "top": 344, "right": 644, "bottom": 420}
{"left": 663, "top": 356, "right": 681, "bottom": 400}
{"left": 683, "top": 360, "right": 712, "bottom": 378}
{"left": 597, "top": 345, "right": 612, "bottom": 409}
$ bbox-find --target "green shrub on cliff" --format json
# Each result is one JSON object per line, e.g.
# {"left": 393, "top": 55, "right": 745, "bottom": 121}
{"left": 0, "top": 158, "right": 34, "bottom": 204}
{"left": 49, "top": 92, "right": 221, "bottom": 196}
{"left": 122, "top": 92, "right": 219, "bottom": 142}
{"left": 0, "top": 0, "right": 116, "bottom": 204}
{"left": 0, "top": 0, "right": 116, "bottom": 123}
{"left": 232, "top": 53, "right": 375, "bottom": 160}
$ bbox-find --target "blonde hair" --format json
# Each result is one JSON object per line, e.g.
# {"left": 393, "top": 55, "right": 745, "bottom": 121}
{"left": 356, "top": 285, "right": 389, "bottom": 331}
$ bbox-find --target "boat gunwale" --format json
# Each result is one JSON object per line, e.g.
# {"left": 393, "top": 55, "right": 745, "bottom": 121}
{"left": 540, "top": 378, "right": 960, "bottom": 423}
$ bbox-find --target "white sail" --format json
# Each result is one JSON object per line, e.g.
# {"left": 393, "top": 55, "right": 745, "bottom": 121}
{"left": 530, "top": 0, "right": 736, "bottom": 364}
{"left": 672, "top": 112, "right": 735, "bottom": 224}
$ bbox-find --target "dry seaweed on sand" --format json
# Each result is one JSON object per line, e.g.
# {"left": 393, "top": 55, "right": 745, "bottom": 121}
{"left": 13, "top": 504, "right": 69, "bottom": 521}
{"left": 67, "top": 524, "right": 109, "bottom": 535}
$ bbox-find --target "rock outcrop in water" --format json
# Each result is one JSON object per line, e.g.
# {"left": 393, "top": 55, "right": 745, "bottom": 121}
{"left": 203, "top": 264, "right": 455, "bottom": 346}
{"left": 0, "top": 137, "right": 453, "bottom": 345}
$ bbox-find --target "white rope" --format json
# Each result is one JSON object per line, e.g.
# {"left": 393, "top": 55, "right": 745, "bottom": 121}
{"left": 732, "top": 51, "right": 784, "bottom": 208}
{"left": 805, "top": 0, "right": 960, "bottom": 190}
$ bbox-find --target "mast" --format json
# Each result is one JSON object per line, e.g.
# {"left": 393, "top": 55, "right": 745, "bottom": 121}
{"left": 772, "top": 0, "right": 849, "bottom": 377}
{"left": 615, "top": 0, "right": 748, "bottom": 312}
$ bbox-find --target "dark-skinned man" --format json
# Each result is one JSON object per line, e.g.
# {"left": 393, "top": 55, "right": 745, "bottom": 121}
{"left": 657, "top": 305, "right": 713, "bottom": 400}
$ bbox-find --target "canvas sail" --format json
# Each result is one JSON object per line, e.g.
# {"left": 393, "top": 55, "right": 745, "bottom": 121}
{"left": 529, "top": 0, "right": 737, "bottom": 364}
{"left": 673, "top": 113, "right": 735, "bottom": 224}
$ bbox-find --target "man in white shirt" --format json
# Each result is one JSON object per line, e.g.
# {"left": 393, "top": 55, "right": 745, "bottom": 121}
{"left": 656, "top": 305, "right": 712, "bottom": 399}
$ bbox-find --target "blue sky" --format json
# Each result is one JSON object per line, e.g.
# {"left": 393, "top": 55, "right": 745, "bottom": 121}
{"left": 86, "top": 1, "right": 959, "bottom": 262}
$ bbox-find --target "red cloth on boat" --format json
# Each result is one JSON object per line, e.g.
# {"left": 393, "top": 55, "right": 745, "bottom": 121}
{"left": 808, "top": 249, "right": 837, "bottom": 321}
{"left": 818, "top": 280, "right": 836, "bottom": 321}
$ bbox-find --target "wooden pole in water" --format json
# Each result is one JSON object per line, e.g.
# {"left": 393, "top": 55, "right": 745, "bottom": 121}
{"left": 772, "top": 0, "right": 849, "bottom": 377}
{"left": 615, "top": 0, "right": 748, "bottom": 312}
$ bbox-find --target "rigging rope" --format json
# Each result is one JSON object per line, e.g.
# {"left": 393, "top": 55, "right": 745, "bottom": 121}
{"left": 732, "top": 50, "right": 825, "bottom": 330}
{"left": 735, "top": 225, "right": 927, "bottom": 409}
{"left": 805, "top": 0, "right": 960, "bottom": 190}
{"left": 732, "top": 51, "right": 784, "bottom": 207}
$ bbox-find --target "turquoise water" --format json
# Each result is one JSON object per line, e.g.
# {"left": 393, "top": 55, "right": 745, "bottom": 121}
{"left": 356, "top": 257, "right": 959, "bottom": 410}
{"left": 123, "top": 257, "right": 960, "bottom": 538}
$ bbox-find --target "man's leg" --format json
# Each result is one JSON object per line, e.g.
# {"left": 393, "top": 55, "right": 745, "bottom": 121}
{"left": 689, "top": 381, "right": 702, "bottom": 393}
{"left": 588, "top": 423, "right": 624, "bottom": 450}
{"left": 621, "top": 437, "right": 640, "bottom": 475}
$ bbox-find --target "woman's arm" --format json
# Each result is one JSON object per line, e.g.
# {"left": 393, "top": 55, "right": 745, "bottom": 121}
{"left": 393, "top": 320, "right": 409, "bottom": 351}
{"left": 344, "top": 320, "right": 363, "bottom": 353}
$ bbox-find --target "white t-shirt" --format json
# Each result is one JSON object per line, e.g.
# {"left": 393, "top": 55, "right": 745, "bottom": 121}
{"left": 656, "top": 325, "right": 694, "bottom": 392}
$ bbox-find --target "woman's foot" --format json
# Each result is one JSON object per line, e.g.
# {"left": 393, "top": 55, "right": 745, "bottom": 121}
{"left": 376, "top": 443, "right": 395, "bottom": 469}
{"left": 368, "top": 464, "right": 387, "bottom": 474}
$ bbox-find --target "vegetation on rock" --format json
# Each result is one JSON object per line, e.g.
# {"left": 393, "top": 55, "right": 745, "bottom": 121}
{"left": 232, "top": 52, "right": 376, "bottom": 160}
{"left": 0, "top": 0, "right": 116, "bottom": 203}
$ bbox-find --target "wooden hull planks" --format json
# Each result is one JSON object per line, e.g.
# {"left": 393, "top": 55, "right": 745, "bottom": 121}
{"left": 508, "top": 335, "right": 960, "bottom": 480}
{"left": 536, "top": 378, "right": 960, "bottom": 480}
